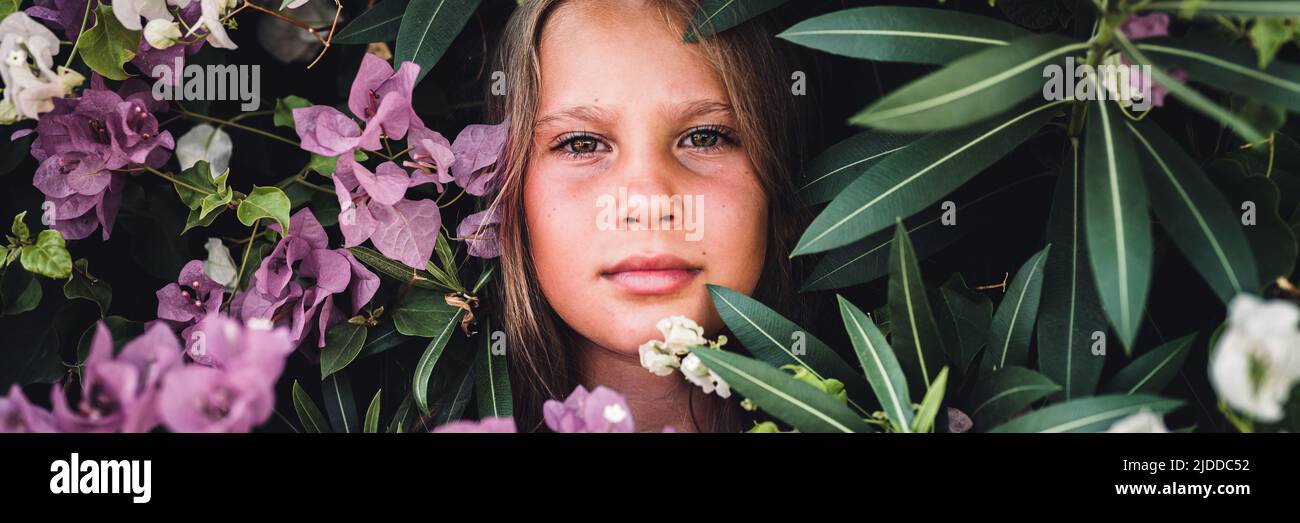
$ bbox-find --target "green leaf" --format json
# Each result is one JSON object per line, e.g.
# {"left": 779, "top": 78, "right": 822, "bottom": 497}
{"left": 74, "top": 316, "right": 142, "bottom": 367}
{"left": 851, "top": 34, "right": 1085, "bottom": 132}
{"left": 1207, "top": 163, "right": 1297, "bottom": 283}
{"left": 410, "top": 300, "right": 464, "bottom": 414}
{"left": 363, "top": 389, "right": 382, "bottom": 433}
{"left": 63, "top": 259, "right": 111, "bottom": 317}
{"left": 968, "top": 366, "right": 1060, "bottom": 429}
{"left": 322, "top": 372, "right": 359, "bottom": 433}
{"left": 1038, "top": 139, "right": 1107, "bottom": 402}
{"left": 1114, "top": 30, "right": 1265, "bottom": 143}
{"left": 988, "top": 394, "right": 1183, "bottom": 433}
{"left": 474, "top": 321, "right": 512, "bottom": 418}
{"left": 77, "top": 5, "right": 139, "bottom": 81}
{"left": 348, "top": 246, "right": 446, "bottom": 290}
{"left": 1103, "top": 334, "right": 1195, "bottom": 395}
{"left": 291, "top": 380, "right": 331, "bottom": 433}
{"left": 933, "top": 273, "right": 993, "bottom": 376}
{"left": 911, "top": 366, "right": 948, "bottom": 433}
{"left": 395, "top": 0, "right": 481, "bottom": 85}
{"left": 685, "top": 0, "right": 788, "bottom": 42}
{"left": 708, "top": 284, "right": 874, "bottom": 415}
{"left": 20, "top": 230, "right": 72, "bottom": 279}
{"left": 1248, "top": 17, "right": 1293, "bottom": 68}
{"left": 778, "top": 6, "right": 1029, "bottom": 65}
{"left": 172, "top": 161, "right": 224, "bottom": 209}
{"left": 984, "top": 246, "right": 1051, "bottom": 371}
{"left": 1083, "top": 99, "right": 1152, "bottom": 353}
{"left": 793, "top": 100, "right": 1065, "bottom": 256}
{"left": 236, "top": 186, "right": 292, "bottom": 234}
{"left": 432, "top": 367, "right": 475, "bottom": 426}
{"left": 1141, "top": 1, "right": 1300, "bottom": 18}
{"left": 10, "top": 211, "right": 28, "bottom": 242}
{"left": 0, "top": 0, "right": 20, "bottom": 19}
{"left": 887, "top": 221, "right": 948, "bottom": 396}
{"left": 334, "top": 0, "right": 408, "bottom": 44}
{"left": 393, "top": 287, "right": 461, "bottom": 337}
{"left": 320, "top": 322, "right": 367, "bottom": 379}
{"left": 388, "top": 392, "right": 415, "bottom": 433}
{"left": 1, "top": 264, "right": 42, "bottom": 316}
{"left": 1134, "top": 38, "right": 1300, "bottom": 113}
{"left": 837, "top": 295, "right": 913, "bottom": 432}
{"left": 795, "top": 130, "right": 913, "bottom": 207}
{"left": 358, "top": 320, "right": 411, "bottom": 358}
{"left": 272, "top": 95, "right": 312, "bottom": 128}
{"left": 689, "top": 348, "right": 873, "bottom": 433}
{"left": 1127, "top": 119, "right": 1260, "bottom": 303}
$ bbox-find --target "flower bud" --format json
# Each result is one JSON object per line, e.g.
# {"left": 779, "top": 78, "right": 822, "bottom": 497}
{"left": 144, "top": 19, "right": 183, "bottom": 50}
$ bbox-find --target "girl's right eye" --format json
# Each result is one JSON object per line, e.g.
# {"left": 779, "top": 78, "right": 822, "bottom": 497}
{"left": 552, "top": 133, "right": 609, "bottom": 158}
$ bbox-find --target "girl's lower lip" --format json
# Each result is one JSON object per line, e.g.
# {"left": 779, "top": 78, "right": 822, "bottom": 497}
{"left": 601, "top": 269, "right": 699, "bottom": 295}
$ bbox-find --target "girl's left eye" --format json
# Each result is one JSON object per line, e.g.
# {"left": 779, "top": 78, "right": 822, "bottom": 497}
{"left": 679, "top": 126, "right": 737, "bottom": 151}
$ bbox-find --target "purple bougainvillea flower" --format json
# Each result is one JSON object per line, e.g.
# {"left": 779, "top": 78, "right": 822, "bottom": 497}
{"left": 450, "top": 120, "right": 509, "bottom": 196}
{"left": 1, "top": 384, "right": 56, "bottom": 433}
{"left": 349, "top": 53, "right": 422, "bottom": 147}
{"left": 543, "top": 385, "right": 636, "bottom": 433}
{"left": 50, "top": 322, "right": 182, "bottom": 433}
{"left": 235, "top": 209, "right": 380, "bottom": 350}
{"left": 347, "top": 156, "right": 408, "bottom": 206}
{"left": 158, "top": 315, "right": 295, "bottom": 432}
{"left": 292, "top": 105, "right": 362, "bottom": 157}
{"left": 156, "top": 259, "right": 225, "bottom": 347}
{"left": 404, "top": 124, "right": 456, "bottom": 192}
{"left": 1120, "top": 12, "right": 1169, "bottom": 40}
{"left": 456, "top": 208, "right": 500, "bottom": 259}
{"left": 331, "top": 156, "right": 441, "bottom": 269}
{"left": 432, "top": 417, "right": 517, "bottom": 433}
{"left": 26, "top": 0, "right": 92, "bottom": 41}
{"left": 368, "top": 198, "right": 441, "bottom": 269}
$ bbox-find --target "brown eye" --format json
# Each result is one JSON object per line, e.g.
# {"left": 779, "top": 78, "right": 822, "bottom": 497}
{"left": 688, "top": 131, "right": 719, "bottom": 148}
{"left": 568, "top": 136, "right": 599, "bottom": 154}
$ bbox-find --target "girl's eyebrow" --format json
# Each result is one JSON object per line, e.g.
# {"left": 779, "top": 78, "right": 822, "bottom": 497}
{"left": 671, "top": 99, "right": 734, "bottom": 120}
{"left": 535, "top": 105, "right": 614, "bottom": 130}
{"left": 534, "top": 99, "right": 734, "bottom": 131}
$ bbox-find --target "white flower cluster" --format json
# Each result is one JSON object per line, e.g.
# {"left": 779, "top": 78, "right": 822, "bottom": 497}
{"left": 638, "top": 315, "right": 731, "bottom": 398}
{"left": 1210, "top": 295, "right": 1300, "bottom": 422}
{"left": 113, "top": 0, "right": 240, "bottom": 50}
{"left": 0, "top": 13, "right": 83, "bottom": 123}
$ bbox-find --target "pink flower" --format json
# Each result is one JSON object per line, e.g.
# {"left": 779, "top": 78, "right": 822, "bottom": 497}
{"left": 543, "top": 385, "right": 636, "bottom": 433}
{"left": 432, "top": 417, "right": 518, "bottom": 433}
{"left": 1120, "top": 13, "right": 1169, "bottom": 40}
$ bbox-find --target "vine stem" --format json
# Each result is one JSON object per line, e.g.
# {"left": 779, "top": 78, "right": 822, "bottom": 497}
{"left": 225, "top": 219, "right": 260, "bottom": 309}
{"left": 142, "top": 165, "right": 213, "bottom": 196}
{"left": 62, "top": 0, "right": 94, "bottom": 69}
{"left": 177, "top": 109, "right": 300, "bottom": 147}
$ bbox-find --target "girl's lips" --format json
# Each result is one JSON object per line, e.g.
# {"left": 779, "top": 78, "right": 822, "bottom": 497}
{"left": 601, "top": 269, "right": 700, "bottom": 295}
{"left": 600, "top": 254, "right": 702, "bottom": 295}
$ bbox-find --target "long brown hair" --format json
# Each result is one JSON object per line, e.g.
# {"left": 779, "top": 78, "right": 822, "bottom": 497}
{"left": 482, "top": 0, "right": 805, "bottom": 432}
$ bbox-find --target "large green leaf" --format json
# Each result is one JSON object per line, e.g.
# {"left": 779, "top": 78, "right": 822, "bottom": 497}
{"left": 20, "top": 230, "right": 72, "bottom": 279}
{"left": 1136, "top": 39, "right": 1300, "bottom": 114}
{"left": 851, "top": 34, "right": 1085, "bottom": 132}
{"left": 933, "top": 273, "right": 992, "bottom": 375}
{"left": 984, "top": 246, "right": 1051, "bottom": 371}
{"left": 1141, "top": 1, "right": 1300, "bottom": 17}
{"left": 347, "top": 246, "right": 445, "bottom": 291}
{"left": 291, "top": 380, "right": 330, "bottom": 433}
{"left": 1126, "top": 119, "right": 1260, "bottom": 303}
{"left": 363, "top": 389, "right": 383, "bottom": 433}
{"left": 689, "top": 348, "right": 873, "bottom": 433}
{"left": 801, "top": 175, "right": 1049, "bottom": 291}
{"left": 793, "top": 100, "right": 1066, "bottom": 256}
{"left": 333, "top": 0, "right": 408, "bottom": 44}
{"left": 795, "top": 130, "right": 913, "bottom": 207}
{"left": 236, "top": 186, "right": 291, "bottom": 235}
{"left": 320, "top": 322, "right": 367, "bottom": 379}
{"left": 887, "top": 221, "right": 948, "bottom": 396}
{"left": 474, "top": 320, "right": 512, "bottom": 418}
{"left": 77, "top": 5, "right": 139, "bottom": 81}
{"left": 392, "top": 287, "right": 460, "bottom": 337}
{"left": 1114, "top": 31, "right": 1265, "bottom": 143}
{"left": 778, "top": 6, "right": 1028, "bottom": 65}
{"left": 1083, "top": 99, "right": 1152, "bottom": 353}
{"left": 1103, "top": 334, "right": 1195, "bottom": 395}
{"left": 684, "top": 0, "right": 788, "bottom": 42}
{"left": 911, "top": 367, "right": 948, "bottom": 433}
{"left": 63, "top": 258, "right": 111, "bottom": 317}
{"left": 432, "top": 367, "right": 475, "bottom": 426}
{"left": 988, "top": 394, "right": 1183, "bottom": 433}
{"left": 1038, "top": 140, "right": 1107, "bottom": 402}
{"left": 837, "top": 296, "right": 913, "bottom": 432}
{"left": 395, "top": 0, "right": 481, "bottom": 84}
{"left": 322, "top": 372, "right": 359, "bottom": 433}
{"left": 409, "top": 297, "right": 464, "bottom": 414}
{"left": 708, "top": 284, "right": 873, "bottom": 414}
{"left": 968, "top": 366, "right": 1060, "bottom": 429}
{"left": 1206, "top": 163, "right": 1297, "bottom": 283}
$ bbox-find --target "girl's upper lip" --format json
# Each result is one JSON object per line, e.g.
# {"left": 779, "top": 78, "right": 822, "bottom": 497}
{"left": 602, "top": 254, "right": 701, "bottom": 274}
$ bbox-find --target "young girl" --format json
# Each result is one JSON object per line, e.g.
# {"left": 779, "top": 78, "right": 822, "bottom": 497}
{"left": 485, "top": 0, "right": 804, "bottom": 432}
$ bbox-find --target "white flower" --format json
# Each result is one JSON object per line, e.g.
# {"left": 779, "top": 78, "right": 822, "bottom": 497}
{"left": 203, "top": 238, "right": 238, "bottom": 288}
{"left": 282, "top": 0, "right": 311, "bottom": 9}
{"left": 1210, "top": 295, "right": 1300, "bottom": 422}
{"left": 656, "top": 315, "right": 706, "bottom": 355}
{"left": 0, "top": 12, "right": 78, "bottom": 121}
{"left": 1106, "top": 408, "right": 1170, "bottom": 433}
{"left": 638, "top": 340, "right": 679, "bottom": 376}
{"left": 144, "top": 18, "right": 183, "bottom": 50}
{"left": 112, "top": 0, "right": 188, "bottom": 32}
{"left": 176, "top": 123, "right": 233, "bottom": 179}
{"left": 680, "top": 353, "right": 731, "bottom": 398}
{"left": 187, "top": 0, "right": 239, "bottom": 50}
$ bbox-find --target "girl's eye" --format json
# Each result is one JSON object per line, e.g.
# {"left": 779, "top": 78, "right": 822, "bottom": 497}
{"left": 553, "top": 133, "right": 608, "bottom": 158}
{"left": 679, "top": 126, "right": 737, "bottom": 151}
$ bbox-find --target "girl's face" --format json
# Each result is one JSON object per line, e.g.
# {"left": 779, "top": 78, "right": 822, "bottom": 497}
{"left": 524, "top": 1, "right": 769, "bottom": 355}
